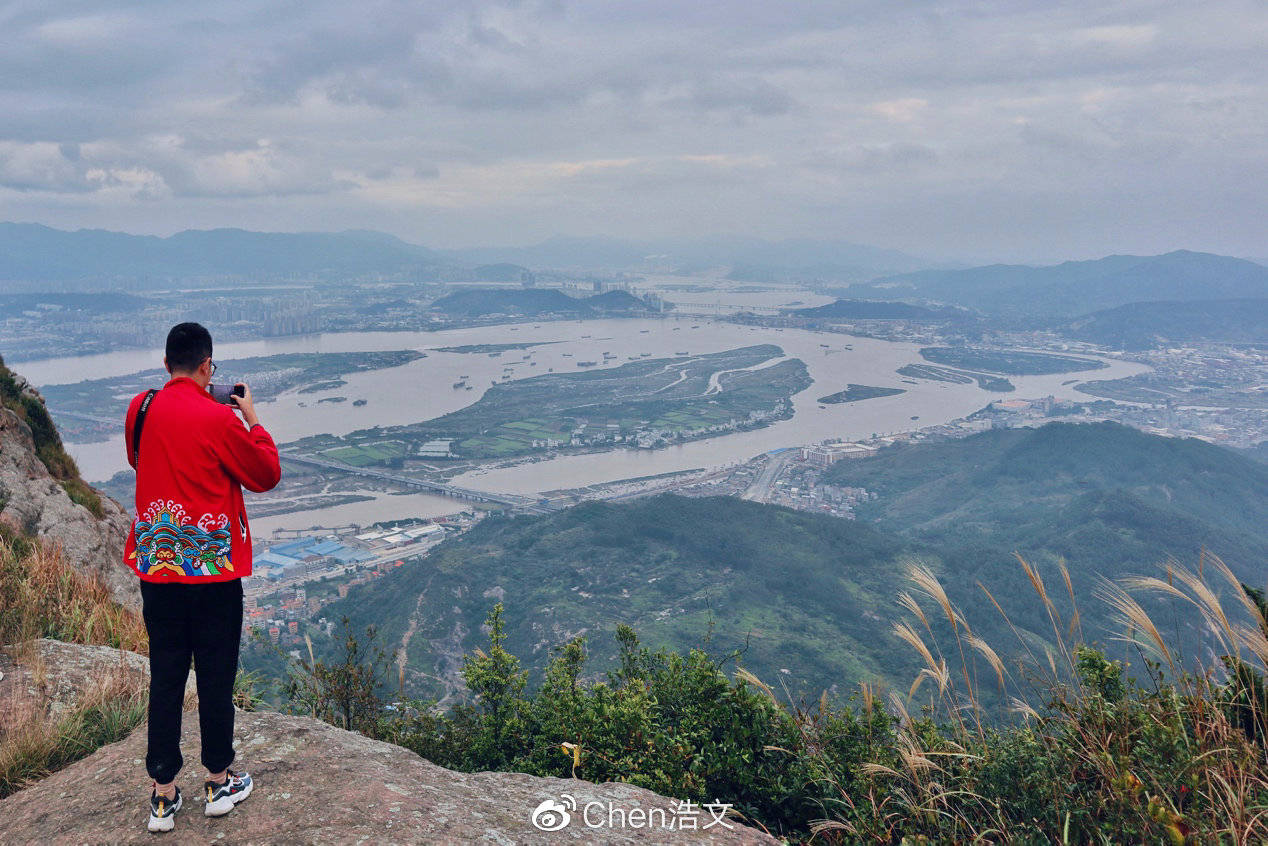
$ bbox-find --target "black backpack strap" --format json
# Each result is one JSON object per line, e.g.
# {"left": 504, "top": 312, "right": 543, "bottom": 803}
{"left": 132, "top": 389, "right": 159, "bottom": 465}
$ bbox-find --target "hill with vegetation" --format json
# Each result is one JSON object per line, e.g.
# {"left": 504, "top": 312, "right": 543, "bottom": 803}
{"left": 826, "top": 422, "right": 1268, "bottom": 643}
{"left": 471, "top": 263, "right": 532, "bottom": 282}
{"left": 852, "top": 250, "right": 1268, "bottom": 318}
{"left": 316, "top": 495, "right": 919, "bottom": 702}
{"left": 1064, "top": 298, "right": 1268, "bottom": 349}
{"left": 1, "top": 354, "right": 136, "bottom": 607}
{"left": 428, "top": 287, "right": 587, "bottom": 317}
{"left": 586, "top": 289, "right": 653, "bottom": 312}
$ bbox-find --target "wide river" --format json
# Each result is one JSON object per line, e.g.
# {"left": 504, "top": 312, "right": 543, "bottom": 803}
{"left": 21, "top": 317, "right": 1148, "bottom": 533}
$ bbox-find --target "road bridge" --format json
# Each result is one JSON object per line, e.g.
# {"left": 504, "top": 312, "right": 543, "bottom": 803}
{"left": 279, "top": 452, "right": 554, "bottom": 513}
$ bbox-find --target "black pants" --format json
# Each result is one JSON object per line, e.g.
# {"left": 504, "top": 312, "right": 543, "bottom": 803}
{"left": 140, "top": 578, "right": 243, "bottom": 784}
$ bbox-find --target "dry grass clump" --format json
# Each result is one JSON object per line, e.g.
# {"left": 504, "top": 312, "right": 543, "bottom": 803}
{"left": 0, "top": 660, "right": 148, "bottom": 798}
{"left": 0, "top": 533, "right": 150, "bottom": 798}
{"left": 0, "top": 535, "right": 147, "bottom": 654}
{"left": 808, "top": 553, "right": 1268, "bottom": 843}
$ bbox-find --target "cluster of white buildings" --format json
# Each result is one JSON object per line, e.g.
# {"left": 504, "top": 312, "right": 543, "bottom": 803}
{"left": 799, "top": 442, "right": 877, "bottom": 467}
{"left": 353, "top": 523, "right": 444, "bottom": 548}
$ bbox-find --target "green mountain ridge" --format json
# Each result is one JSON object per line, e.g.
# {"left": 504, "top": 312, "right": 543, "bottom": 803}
{"left": 1064, "top": 297, "right": 1268, "bottom": 349}
{"left": 827, "top": 422, "right": 1268, "bottom": 658}
{"left": 318, "top": 495, "right": 919, "bottom": 701}
{"left": 855, "top": 250, "right": 1268, "bottom": 318}
{"left": 831, "top": 421, "right": 1268, "bottom": 541}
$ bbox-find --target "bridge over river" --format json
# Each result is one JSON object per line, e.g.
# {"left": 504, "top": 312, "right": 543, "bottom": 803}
{"left": 279, "top": 452, "right": 556, "bottom": 514}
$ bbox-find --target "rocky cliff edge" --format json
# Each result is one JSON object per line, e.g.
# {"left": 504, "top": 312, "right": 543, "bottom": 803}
{"left": 0, "top": 360, "right": 136, "bottom": 609}
{"left": 0, "top": 700, "right": 778, "bottom": 845}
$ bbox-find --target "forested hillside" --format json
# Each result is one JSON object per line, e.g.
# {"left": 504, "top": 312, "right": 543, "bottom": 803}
{"left": 320, "top": 495, "right": 919, "bottom": 701}
{"left": 827, "top": 422, "right": 1268, "bottom": 650}
{"left": 1064, "top": 298, "right": 1268, "bottom": 348}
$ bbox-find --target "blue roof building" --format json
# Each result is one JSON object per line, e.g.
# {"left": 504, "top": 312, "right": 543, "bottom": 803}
{"left": 255, "top": 551, "right": 302, "bottom": 570}
{"left": 271, "top": 537, "right": 320, "bottom": 558}
{"left": 330, "top": 547, "right": 374, "bottom": 564}
{"left": 308, "top": 540, "right": 345, "bottom": 557}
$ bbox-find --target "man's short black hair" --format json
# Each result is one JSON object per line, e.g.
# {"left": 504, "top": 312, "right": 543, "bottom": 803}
{"left": 165, "top": 322, "right": 213, "bottom": 373}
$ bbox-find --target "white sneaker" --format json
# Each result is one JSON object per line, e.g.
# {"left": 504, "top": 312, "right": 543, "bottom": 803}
{"left": 147, "top": 787, "right": 182, "bottom": 833}
{"left": 204, "top": 769, "right": 254, "bottom": 817}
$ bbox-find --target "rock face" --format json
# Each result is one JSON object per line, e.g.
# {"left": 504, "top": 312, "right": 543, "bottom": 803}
{"left": 0, "top": 639, "right": 195, "bottom": 724}
{"left": 0, "top": 398, "right": 137, "bottom": 610}
{"left": 0, "top": 638, "right": 148, "bottom": 720}
{"left": 0, "top": 708, "right": 779, "bottom": 845}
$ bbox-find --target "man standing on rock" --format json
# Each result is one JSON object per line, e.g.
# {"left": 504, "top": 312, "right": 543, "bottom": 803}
{"left": 123, "top": 322, "right": 281, "bottom": 833}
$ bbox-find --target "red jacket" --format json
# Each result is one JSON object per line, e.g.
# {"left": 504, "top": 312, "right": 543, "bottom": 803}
{"left": 123, "top": 377, "right": 281, "bottom": 583}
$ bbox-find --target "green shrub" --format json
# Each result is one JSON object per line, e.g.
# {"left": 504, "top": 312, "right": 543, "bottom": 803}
{"left": 284, "top": 556, "right": 1268, "bottom": 843}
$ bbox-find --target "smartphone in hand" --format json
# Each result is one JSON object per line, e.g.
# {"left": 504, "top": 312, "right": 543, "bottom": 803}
{"left": 209, "top": 383, "right": 245, "bottom": 404}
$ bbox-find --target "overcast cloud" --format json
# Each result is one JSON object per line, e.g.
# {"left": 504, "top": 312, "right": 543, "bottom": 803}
{"left": 0, "top": 0, "right": 1264, "bottom": 262}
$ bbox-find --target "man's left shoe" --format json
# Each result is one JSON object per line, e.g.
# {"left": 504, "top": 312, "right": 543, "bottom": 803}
{"left": 204, "top": 770, "right": 254, "bottom": 817}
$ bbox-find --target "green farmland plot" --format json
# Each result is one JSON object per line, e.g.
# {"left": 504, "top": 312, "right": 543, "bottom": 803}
{"left": 311, "top": 346, "right": 812, "bottom": 460}
{"left": 320, "top": 440, "right": 407, "bottom": 467}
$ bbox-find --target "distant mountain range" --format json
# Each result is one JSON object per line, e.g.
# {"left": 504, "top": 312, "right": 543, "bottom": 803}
{"left": 0, "top": 223, "right": 438, "bottom": 285}
{"left": 851, "top": 250, "right": 1268, "bottom": 319}
{"left": 428, "top": 287, "right": 650, "bottom": 317}
{"left": 438, "top": 235, "right": 932, "bottom": 278}
{"left": 321, "top": 422, "right": 1268, "bottom": 700}
{"left": 5, "top": 224, "right": 1264, "bottom": 349}
{"left": 0, "top": 223, "right": 935, "bottom": 287}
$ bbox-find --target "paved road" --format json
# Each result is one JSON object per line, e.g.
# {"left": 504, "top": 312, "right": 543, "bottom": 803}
{"left": 741, "top": 451, "right": 794, "bottom": 502}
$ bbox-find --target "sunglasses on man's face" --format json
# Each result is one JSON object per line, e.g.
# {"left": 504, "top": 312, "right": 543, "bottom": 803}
{"left": 208, "top": 360, "right": 218, "bottom": 376}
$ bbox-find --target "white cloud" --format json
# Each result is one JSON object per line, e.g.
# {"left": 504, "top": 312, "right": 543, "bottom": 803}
{"left": 0, "top": 0, "right": 1263, "bottom": 261}
{"left": 35, "top": 14, "right": 133, "bottom": 45}
{"left": 1076, "top": 24, "right": 1159, "bottom": 48}
{"left": 869, "top": 98, "right": 929, "bottom": 123}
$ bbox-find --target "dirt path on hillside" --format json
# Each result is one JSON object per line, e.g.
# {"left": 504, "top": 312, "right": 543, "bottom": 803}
{"left": 396, "top": 575, "right": 434, "bottom": 674}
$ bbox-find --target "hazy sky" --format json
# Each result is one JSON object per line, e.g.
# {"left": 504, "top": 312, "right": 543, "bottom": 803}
{"left": 0, "top": 1, "right": 1264, "bottom": 262}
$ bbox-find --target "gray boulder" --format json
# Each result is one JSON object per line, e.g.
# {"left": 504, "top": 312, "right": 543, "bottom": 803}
{"left": 0, "top": 639, "right": 195, "bottom": 722}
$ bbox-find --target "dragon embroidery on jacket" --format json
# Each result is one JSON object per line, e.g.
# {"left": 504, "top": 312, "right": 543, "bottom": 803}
{"left": 131, "top": 500, "right": 233, "bottom": 577}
